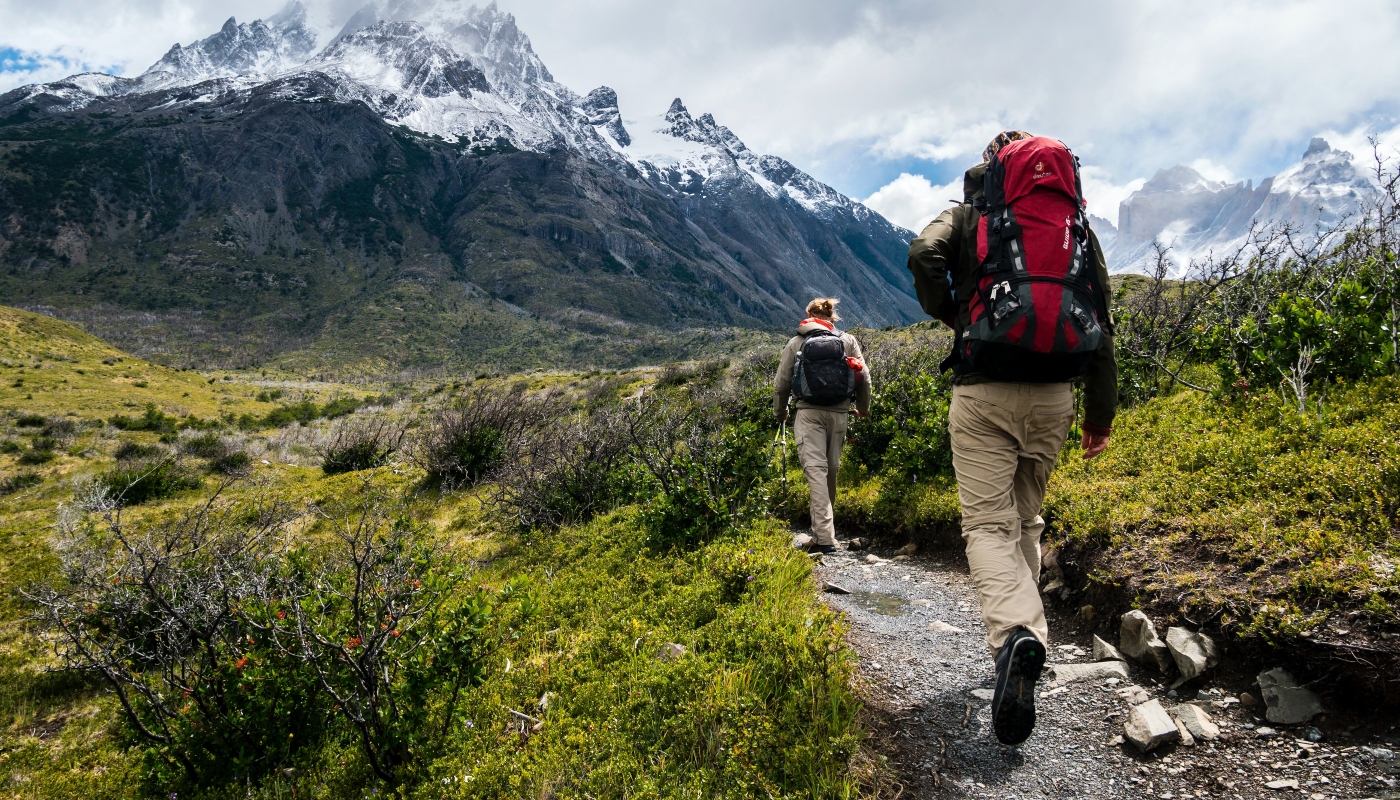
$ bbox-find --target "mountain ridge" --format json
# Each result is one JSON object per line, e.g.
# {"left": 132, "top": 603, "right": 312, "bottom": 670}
{"left": 1106, "top": 137, "right": 1377, "bottom": 273}
{"left": 0, "top": 1, "right": 920, "bottom": 373}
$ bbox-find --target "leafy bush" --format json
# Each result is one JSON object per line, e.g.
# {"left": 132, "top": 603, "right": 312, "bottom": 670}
{"left": 497, "top": 404, "right": 637, "bottom": 529}
{"left": 17, "top": 442, "right": 56, "bottom": 465}
{"left": 15, "top": 413, "right": 45, "bottom": 427}
{"left": 108, "top": 404, "right": 178, "bottom": 433}
{"left": 114, "top": 439, "right": 160, "bottom": 461}
{"left": 28, "top": 481, "right": 508, "bottom": 788}
{"left": 624, "top": 389, "right": 770, "bottom": 549}
{"left": 209, "top": 450, "right": 251, "bottom": 475}
{"left": 178, "top": 431, "right": 228, "bottom": 459}
{"left": 409, "top": 385, "right": 556, "bottom": 489}
{"left": 317, "top": 414, "right": 404, "bottom": 475}
{"left": 28, "top": 485, "right": 323, "bottom": 785}
{"left": 845, "top": 334, "right": 952, "bottom": 483}
{"left": 237, "top": 397, "right": 364, "bottom": 431}
{"left": 99, "top": 456, "right": 202, "bottom": 505}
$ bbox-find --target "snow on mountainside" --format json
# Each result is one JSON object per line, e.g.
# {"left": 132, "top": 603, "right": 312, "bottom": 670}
{"left": 4, "top": 0, "right": 900, "bottom": 245}
{"left": 139, "top": 2, "right": 319, "bottom": 90}
{"left": 0, "top": 0, "right": 922, "bottom": 333}
{"left": 1109, "top": 138, "right": 1377, "bottom": 274}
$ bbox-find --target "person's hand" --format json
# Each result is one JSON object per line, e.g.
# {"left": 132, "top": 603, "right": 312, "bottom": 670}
{"left": 776, "top": 412, "right": 788, "bottom": 427}
{"left": 1081, "top": 430, "right": 1110, "bottom": 460}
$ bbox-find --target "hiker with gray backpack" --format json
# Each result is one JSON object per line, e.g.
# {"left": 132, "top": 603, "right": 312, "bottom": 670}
{"left": 907, "top": 131, "right": 1118, "bottom": 746}
{"left": 773, "top": 298, "right": 871, "bottom": 555}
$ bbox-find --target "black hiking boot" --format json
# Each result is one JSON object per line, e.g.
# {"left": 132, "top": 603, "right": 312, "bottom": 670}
{"left": 811, "top": 544, "right": 838, "bottom": 555}
{"left": 991, "top": 627, "right": 1045, "bottom": 745}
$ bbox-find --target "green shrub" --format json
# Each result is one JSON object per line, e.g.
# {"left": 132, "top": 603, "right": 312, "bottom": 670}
{"left": 497, "top": 406, "right": 638, "bottom": 529}
{"left": 99, "top": 457, "right": 202, "bottom": 505}
{"left": 319, "top": 396, "right": 361, "bottom": 419}
{"left": 114, "top": 440, "right": 160, "bottom": 461}
{"left": 0, "top": 471, "right": 42, "bottom": 494}
{"left": 108, "top": 403, "right": 177, "bottom": 433}
{"left": 178, "top": 431, "right": 227, "bottom": 459}
{"left": 409, "top": 385, "right": 554, "bottom": 488}
{"left": 0, "top": 439, "right": 21, "bottom": 454}
{"left": 318, "top": 415, "right": 402, "bottom": 475}
{"left": 15, "top": 413, "right": 45, "bottom": 427}
{"left": 30, "top": 484, "right": 504, "bottom": 788}
{"left": 209, "top": 450, "right": 251, "bottom": 475}
{"left": 18, "top": 437, "right": 57, "bottom": 464}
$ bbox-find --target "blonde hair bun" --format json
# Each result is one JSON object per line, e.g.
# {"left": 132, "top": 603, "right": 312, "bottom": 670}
{"left": 805, "top": 297, "right": 841, "bottom": 321}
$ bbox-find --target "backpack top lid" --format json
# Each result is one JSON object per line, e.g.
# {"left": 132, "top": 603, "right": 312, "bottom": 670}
{"left": 992, "top": 136, "right": 1081, "bottom": 208}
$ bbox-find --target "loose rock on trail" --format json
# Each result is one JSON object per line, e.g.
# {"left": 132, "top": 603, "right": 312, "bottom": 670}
{"left": 810, "top": 536, "right": 1397, "bottom": 799}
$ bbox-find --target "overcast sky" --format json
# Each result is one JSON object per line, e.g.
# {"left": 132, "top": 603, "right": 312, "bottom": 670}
{"left": 3, "top": 0, "right": 1398, "bottom": 231}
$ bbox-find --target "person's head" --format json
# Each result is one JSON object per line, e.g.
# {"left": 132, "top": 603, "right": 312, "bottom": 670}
{"left": 982, "top": 130, "right": 1033, "bottom": 163}
{"left": 806, "top": 297, "right": 841, "bottom": 322}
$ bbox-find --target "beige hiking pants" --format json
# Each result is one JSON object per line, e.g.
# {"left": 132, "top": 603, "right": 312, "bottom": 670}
{"left": 948, "top": 382, "right": 1074, "bottom": 653}
{"left": 794, "top": 407, "right": 849, "bottom": 546}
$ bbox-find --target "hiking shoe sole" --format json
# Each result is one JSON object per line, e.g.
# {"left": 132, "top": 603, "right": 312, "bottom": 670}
{"left": 992, "top": 630, "right": 1045, "bottom": 745}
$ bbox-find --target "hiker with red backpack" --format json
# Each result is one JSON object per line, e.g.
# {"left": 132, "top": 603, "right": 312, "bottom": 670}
{"left": 907, "top": 131, "right": 1117, "bottom": 745}
{"left": 773, "top": 298, "right": 871, "bottom": 555}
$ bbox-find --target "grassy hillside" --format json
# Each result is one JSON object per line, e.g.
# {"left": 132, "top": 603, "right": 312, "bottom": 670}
{"left": 0, "top": 308, "right": 862, "bottom": 798}
{"left": 0, "top": 306, "right": 278, "bottom": 420}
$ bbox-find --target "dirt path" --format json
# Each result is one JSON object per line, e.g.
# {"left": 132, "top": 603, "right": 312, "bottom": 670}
{"left": 812, "top": 539, "right": 1397, "bottom": 800}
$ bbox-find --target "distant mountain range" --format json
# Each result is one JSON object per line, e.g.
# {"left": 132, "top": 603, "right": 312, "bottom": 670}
{"left": 0, "top": 1, "right": 919, "bottom": 374}
{"left": 1100, "top": 137, "right": 1377, "bottom": 274}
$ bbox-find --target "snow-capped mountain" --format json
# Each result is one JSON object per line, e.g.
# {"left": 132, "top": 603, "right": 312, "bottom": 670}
{"left": 1107, "top": 138, "right": 1377, "bottom": 273}
{"left": 139, "top": 3, "right": 319, "bottom": 91}
{"left": 0, "top": 0, "right": 920, "bottom": 371}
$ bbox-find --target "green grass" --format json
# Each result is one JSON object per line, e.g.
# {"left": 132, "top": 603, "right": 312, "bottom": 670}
{"left": 0, "top": 309, "right": 866, "bottom": 798}
{"left": 1045, "top": 378, "right": 1400, "bottom": 637}
{"left": 412, "top": 512, "right": 861, "bottom": 798}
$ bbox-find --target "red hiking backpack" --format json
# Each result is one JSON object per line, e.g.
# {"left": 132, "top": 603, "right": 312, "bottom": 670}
{"left": 955, "top": 137, "right": 1109, "bottom": 382}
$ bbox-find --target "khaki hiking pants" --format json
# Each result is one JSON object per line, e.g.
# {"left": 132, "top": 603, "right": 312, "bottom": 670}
{"left": 949, "top": 382, "right": 1074, "bottom": 653}
{"left": 794, "top": 407, "right": 849, "bottom": 546}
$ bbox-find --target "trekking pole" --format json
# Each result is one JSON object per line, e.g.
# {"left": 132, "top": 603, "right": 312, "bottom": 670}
{"left": 770, "top": 419, "right": 789, "bottom": 494}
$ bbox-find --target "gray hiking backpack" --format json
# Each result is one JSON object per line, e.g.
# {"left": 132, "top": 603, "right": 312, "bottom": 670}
{"left": 792, "top": 330, "right": 856, "bottom": 405}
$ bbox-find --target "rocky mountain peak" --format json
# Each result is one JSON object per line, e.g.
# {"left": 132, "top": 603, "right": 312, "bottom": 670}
{"left": 139, "top": 2, "right": 318, "bottom": 90}
{"left": 578, "top": 86, "right": 629, "bottom": 146}
{"left": 1303, "top": 136, "right": 1332, "bottom": 160}
{"left": 1112, "top": 137, "right": 1378, "bottom": 274}
{"left": 312, "top": 20, "right": 489, "bottom": 102}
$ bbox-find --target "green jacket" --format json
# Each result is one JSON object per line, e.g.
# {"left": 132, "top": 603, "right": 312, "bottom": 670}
{"left": 906, "top": 162, "right": 1118, "bottom": 434}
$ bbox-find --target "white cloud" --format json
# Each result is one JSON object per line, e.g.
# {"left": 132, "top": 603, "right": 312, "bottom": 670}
{"left": 1315, "top": 121, "right": 1400, "bottom": 179}
{"left": 863, "top": 172, "right": 964, "bottom": 233}
{"left": 1, "top": 0, "right": 1398, "bottom": 205}
{"left": 1079, "top": 166, "right": 1145, "bottom": 228}
{"left": 1188, "top": 159, "right": 1236, "bottom": 184}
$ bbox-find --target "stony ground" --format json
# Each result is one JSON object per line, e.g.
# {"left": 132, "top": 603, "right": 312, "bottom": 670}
{"left": 812, "top": 539, "right": 1400, "bottom": 800}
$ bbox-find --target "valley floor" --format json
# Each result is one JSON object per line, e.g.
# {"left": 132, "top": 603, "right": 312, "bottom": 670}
{"left": 813, "top": 537, "right": 1400, "bottom": 800}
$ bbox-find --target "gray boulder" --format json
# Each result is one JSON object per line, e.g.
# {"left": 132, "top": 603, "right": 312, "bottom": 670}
{"left": 1049, "top": 660, "right": 1129, "bottom": 685}
{"left": 1165, "top": 627, "right": 1221, "bottom": 681}
{"left": 1171, "top": 703, "right": 1221, "bottom": 741}
{"left": 791, "top": 533, "right": 814, "bottom": 550}
{"left": 1120, "top": 611, "right": 1174, "bottom": 672}
{"left": 1093, "top": 634, "right": 1127, "bottom": 662}
{"left": 1257, "top": 668, "right": 1323, "bottom": 724}
{"left": 1124, "top": 699, "right": 1180, "bottom": 752}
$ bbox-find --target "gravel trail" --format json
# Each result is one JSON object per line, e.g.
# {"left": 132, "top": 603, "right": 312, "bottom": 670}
{"left": 812, "top": 540, "right": 1396, "bottom": 800}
